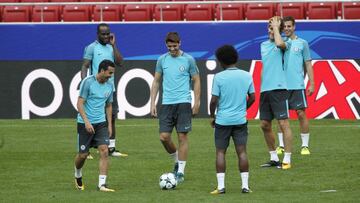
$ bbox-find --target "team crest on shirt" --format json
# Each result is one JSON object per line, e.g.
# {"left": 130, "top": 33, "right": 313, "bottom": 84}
{"left": 293, "top": 47, "right": 300, "bottom": 52}
{"left": 104, "top": 91, "right": 110, "bottom": 98}
{"left": 179, "top": 66, "right": 185, "bottom": 72}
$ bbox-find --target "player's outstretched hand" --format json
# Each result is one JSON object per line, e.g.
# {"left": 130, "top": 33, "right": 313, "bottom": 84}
{"left": 210, "top": 117, "right": 215, "bottom": 128}
{"left": 307, "top": 84, "right": 315, "bottom": 96}
{"left": 192, "top": 104, "right": 200, "bottom": 117}
{"left": 85, "top": 122, "right": 95, "bottom": 134}
{"left": 151, "top": 105, "right": 157, "bottom": 118}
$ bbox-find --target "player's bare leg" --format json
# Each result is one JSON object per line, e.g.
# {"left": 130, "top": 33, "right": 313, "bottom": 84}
{"left": 297, "top": 109, "right": 310, "bottom": 155}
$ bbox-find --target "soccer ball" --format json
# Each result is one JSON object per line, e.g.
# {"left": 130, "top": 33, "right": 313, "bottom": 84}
{"left": 159, "top": 173, "right": 177, "bottom": 190}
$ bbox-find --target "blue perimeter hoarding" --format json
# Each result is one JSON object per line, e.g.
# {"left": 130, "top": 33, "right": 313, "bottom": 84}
{"left": 1, "top": 21, "right": 360, "bottom": 61}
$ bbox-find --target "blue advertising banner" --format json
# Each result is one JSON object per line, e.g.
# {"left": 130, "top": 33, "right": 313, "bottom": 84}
{"left": 1, "top": 21, "right": 360, "bottom": 61}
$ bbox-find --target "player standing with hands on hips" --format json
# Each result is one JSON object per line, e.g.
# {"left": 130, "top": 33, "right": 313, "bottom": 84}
{"left": 209, "top": 45, "right": 255, "bottom": 194}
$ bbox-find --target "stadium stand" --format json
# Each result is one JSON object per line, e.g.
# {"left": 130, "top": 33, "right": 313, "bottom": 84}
{"left": 343, "top": 2, "right": 360, "bottom": 19}
{"left": 21, "top": 0, "right": 48, "bottom": 2}
{"left": 246, "top": 3, "right": 275, "bottom": 20}
{"left": 62, "top": 5, "right": 91, "bottom": 21}
{"left": 49, "top": 0, "right": 78, "bottom": 2}
{"left": 216, "top": 3, "right": 245, "bottom": 20}
{"left": 32, "top": 5, "right": 61, "bottom": 22}
{"left": 276, "top": 3, "right": 306, "bottom": 19}
{"left": 1, "top": 1, "right": 360, "bottom": 22}
{"left": 308, "top": 2, "right": 337, "bottom": 19}
{"left": 0, "top": 0, "right": 19, "bottom": 2}
{"left": 79, "top": 0, "right": 107, "bottom": 2}
{"left": 154, "top": 4, "right": 184, "bottom": 21}
{"left": 111, "top": 0, "right": 140, "bottom": 2}
{"left": 185, "top": 4, "right": 214, "bottom": 21}
{"left": 93, "top": 5, "right": 122, "bottom": 21}
{"left": 2, "top": 5, "right": 31, "bottom": 22}
{"left": 123, "top": 4, "right": 152, "bottom": 21}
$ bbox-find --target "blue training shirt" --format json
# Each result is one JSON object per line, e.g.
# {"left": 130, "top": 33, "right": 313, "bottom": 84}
{"left": 284, "top": 37, "right": 312, "bottom": 90}
{"left": 155, "top": 51, "right": 199, "bottom": 105}
{"left": 77, "top": 75, "right": 114, "bottom": 124}
{"left": 212, "top": 68, "right": 255, "bottom": 125}
{"left": 260, "top": 39, "right": 289, "bottom": 92}
{"left": 83, "top": 40, "right": 116, "bottom": 90}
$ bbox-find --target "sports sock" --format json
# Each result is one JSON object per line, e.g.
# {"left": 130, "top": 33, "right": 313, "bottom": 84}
{"left": 74, "top": 166, "right": 82, "bottom": 178}
{"left": 240, "top": 172, "right": 249, "bottom": 190}
{"left": 177, "top": 160, "right": 186, "bottom": 174}
{"left": 270, "top": 151, "right": 279, "bottom": 162}
{"left": 109, "top": 139, "right": 116, "bottom": 148}
{"left": 301, "top": 133, "right": 310, "bottom": 147}
{"left": 283, "top": 152, "right": 292, "bottom": 164}
{"left": 216, "top": 173, "right": 225, "bottom": 190}
{"left": 170, "top": 151, "right": 178, "bottom": 163}
{"left": 98, "top": 175, "right": 107, "bottom": 188}
{"left": 278, "top": 132, "right": 284, "bottom": 147}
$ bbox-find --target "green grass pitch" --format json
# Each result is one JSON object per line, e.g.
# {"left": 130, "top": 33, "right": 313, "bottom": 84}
{"left": 0, "top": 119, "right": 359, "bottom": 202}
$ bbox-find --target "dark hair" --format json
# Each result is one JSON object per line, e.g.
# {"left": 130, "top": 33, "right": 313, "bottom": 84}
{"left": 215, "top": 45, "right": 238, "bottom": 66}
{"left": 98, "top": 60, "right": 115, "bottom": 73}
{"left": 165, "top": 32, "right": 180, "bottom": 43}
{"left": 97, "top": 23, "right": 109, "bottom": 33}
{"left": 283, "top": 16, "right": 295, "bottom": 26}
{"left": 268, "top": 17, "right": 285, "bottom": 32}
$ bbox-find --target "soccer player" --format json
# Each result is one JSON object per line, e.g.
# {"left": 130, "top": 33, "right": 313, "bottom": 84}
{"left": 150, "top": 32, "right": 201, "bottom": 183}
{"left": 260, "top": 16, "right": 293, "bottom": 170}
{"left": 209, "top": 45, "right": 255, "bottom": 195}
{"left": 81, "top": 23, "right": 128, "bottom": 158}
{"left": 74, "top": 60, "right": 116, "bottom": 192}
{"left": 276, "top": 16, "right": 315, "bottom": 156}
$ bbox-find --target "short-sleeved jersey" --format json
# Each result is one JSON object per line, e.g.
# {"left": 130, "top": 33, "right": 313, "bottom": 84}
{"left": 260, "top": 39, "right": 289, "bottom": 92}
{"left": 155, "top": 52, "right": 199, "bottom": 105}
{"left": 284, "top": 37, "right": 312, "bottom": 90}
{"left": 212, "top": 68, "right": 255, "bottom": 125}
{"left": 77, "top": 75, "right": 114, "bottom": 124}
{"left": 83, "top": 40, "right": 115, "bottom": 90}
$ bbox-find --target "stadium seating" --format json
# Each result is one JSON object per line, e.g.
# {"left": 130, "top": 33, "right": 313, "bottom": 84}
{"left": 1, "top": 1, "right": 359, "bottom": 22}
{"left": 32, "top": 5, "right": 61, "bottom": 22}
{"left": 79, "top": 0, "right": 108, "bottom": 2}
{"left": 342, "top": 2, "right": 360, "bottom": 19}
{"left": 0, "top": 0, "right": 19, "bottom": 2}
{"left": 2, "top": 6, "right": 31, "bottom": 22}
{"left": 276, "top": 3, "right": 306, "bottom": 19}
{"left": 123, "top": 4, "right": 152, "bottom": 21}
{"left": 154, "top": 4, "right": 183, "bottom": 21}
{"left": 246, "top": 3, "right": 275, "bottom": 20}
{"left": 308, "top": 2, "right": 337, "bottom": 19}
{"left": 93, "top": 5, "right": 122, "bottom": 21}
{"left": 110, "top": 0, "right": 140, "bottom": 2}
{"left": 21, "top": 0, "right": 48, "bottom": 2}
{"left": 185, "top": 4, "right": 214, "bottom": 21}
{"left": 49, "top": 0, "right": 78, "bottom": 2}
{"left": 216, "top": 3, "right": 244, "bottom": 21}
{"left": 62, "top": 5, "right": 91, "bottom": 21}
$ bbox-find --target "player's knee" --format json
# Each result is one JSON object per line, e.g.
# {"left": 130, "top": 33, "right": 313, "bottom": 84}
{"left": 297, "top": 109, "right": 306, "bottom": 119}
{"left": 160, "top": 134, "right": 170, "bottom": 142}
{"left": 178, "top": 134, "right": 188, "bottom": 143}
{"left": 98, "top": 146, "right": 109, "bottom": 157}
{"left": 78, "top": 152, "right": 89, "bottom": 160}
{"left": 260, "top": 121, "right": 271, "bottom": 131}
